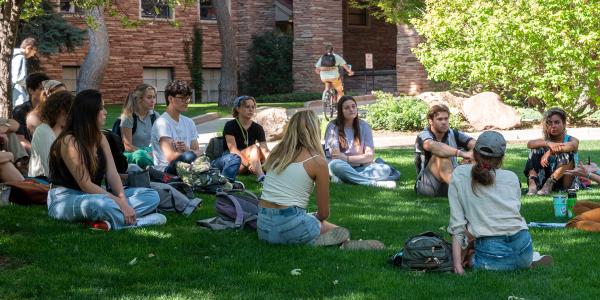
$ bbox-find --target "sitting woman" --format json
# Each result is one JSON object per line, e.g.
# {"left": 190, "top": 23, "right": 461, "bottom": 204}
{"left": 565, "top": 162, "right": 600, "bottom": 232}
{"left": 26, "top": 80, "right": 66, "bottom": 135}
{"left": 119, "top": 84, "right": 160, "bottom": 169}
{"left": 449, "top": 131, "right": 551, "bottom": 274}
{"left": 47, "top": 89, "right": 164, "bottom": 231}
{"left": 525, "top": 107, "right": 578, "bottom": 195}
{"left": 29, "top": 90, "right": 73, "bottom": 178}
{"left": 212, "top": 96, "right": 269, "bottom": 182}
{"left": 258, "top": 110, "right": 382, "bottom": 248}
{"left": 325, "top": 96, "right": 398, "bottom": 189}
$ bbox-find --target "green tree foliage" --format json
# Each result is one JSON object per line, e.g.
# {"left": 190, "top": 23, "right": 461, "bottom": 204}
{"left": 350, "top": 0, "right": 425, "bottom": 24}
{"left": 17, "top": 1, "right": 86, "bottom": 55}
{"left": 412, "top": 0, "right": 600, "bottom": 120}
{"left": 242, "top": 30, "right": 293, "bottom": 96}
{"left": 184, "top": 22, "right": 203, "bottom": 102}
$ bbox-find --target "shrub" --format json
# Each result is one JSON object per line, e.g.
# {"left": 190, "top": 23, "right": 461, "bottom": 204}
{"left": 242, "top": 30, "right": 293, "bottom": 96}
{"left": 366, "top": 92, "right": 428, "bottom": 131}
{"left": 255, "top": 92, "right": 323, "bottom": 103}
{"left": 412, "top": 0, "right": 600, "bottom": 121}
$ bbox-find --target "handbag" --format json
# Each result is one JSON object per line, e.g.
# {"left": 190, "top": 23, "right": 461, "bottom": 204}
{"left": 127, "top": 169, "right": 151, "bottom": 188}
{"left": 5, "top": 179, "right": 49, "bottom": 205}
{"left": 205, "top": 136, "right": 225, "bottom": 161}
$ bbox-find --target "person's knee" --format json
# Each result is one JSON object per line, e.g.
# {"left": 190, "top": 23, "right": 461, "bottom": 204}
{"left": 227, "top": 153, "right": 242, "bottom": 165}
{"left": 328, "top": 159, "right": 346, "bottom": 174}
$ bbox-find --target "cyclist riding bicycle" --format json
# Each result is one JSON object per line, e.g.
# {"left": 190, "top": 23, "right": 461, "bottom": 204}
{"left": 314, "top": 45, "right": 354, "bottom": 103}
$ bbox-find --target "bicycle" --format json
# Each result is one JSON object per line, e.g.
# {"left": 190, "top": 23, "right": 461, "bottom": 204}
{"left": 322, "top": 86, "right": 337, "bottom": 121}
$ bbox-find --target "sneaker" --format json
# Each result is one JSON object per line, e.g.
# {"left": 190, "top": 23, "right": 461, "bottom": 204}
{"left": 89, "top": 220, "right": 111, "bottom": 231}
{"left": 315, "top": 227, "right": 350, "bottom": 246}
{"left": 531, "top": 251, "right": 554, "bottom": 268}
{"left": 372, "top": 181, "right": 396, "bottom": 189}
{"left": 330, "top": 175, "right": 341, "bottom": 184}
{"left": 136, "top": 213, "right": 167, "bottom": 227}
{"left": 340, "top": 239, "right": 386, "bottom": 250}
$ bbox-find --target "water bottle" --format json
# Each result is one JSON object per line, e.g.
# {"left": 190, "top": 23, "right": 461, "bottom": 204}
{"left": 567, "top": 189, "right": 577, "bottom": 218}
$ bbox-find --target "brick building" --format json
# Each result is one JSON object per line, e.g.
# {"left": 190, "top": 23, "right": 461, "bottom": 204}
{"left": 41, "top": 0, "right": 431, "bottom": 104}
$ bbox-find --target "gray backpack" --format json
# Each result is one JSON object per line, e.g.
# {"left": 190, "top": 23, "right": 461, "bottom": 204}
{"left": 197, "top": 189, "right": 259, "bottom": 230}
{"left": 399, "top": 231, "right": 454, "bottom": 272}
{"left": 151, "top": 182, "right": 202, "bottom": 217}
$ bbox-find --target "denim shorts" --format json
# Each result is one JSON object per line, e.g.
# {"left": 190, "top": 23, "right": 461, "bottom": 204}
{"left": 257, "top": 206, "right": 321, "bottom": 245}
{"left": 473, "top": 229, "right": 533, "bottom": 271}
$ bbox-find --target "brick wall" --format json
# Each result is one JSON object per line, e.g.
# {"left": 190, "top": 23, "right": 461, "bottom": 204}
{"left": 39, "top": 1, "right": 224, "bottom": 104}
{"left": 342, "top": 1, "right": 397, "bottom": 71}
{"left": 396, "top": 24, "right": 433, "bottom": 95}
{"left": 292, "top": 0, "right": 344, "bottom": 93}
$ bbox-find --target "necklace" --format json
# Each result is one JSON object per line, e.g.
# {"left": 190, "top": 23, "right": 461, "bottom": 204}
{"left": 235, "top": 118, "right": 249, "bottom": 147}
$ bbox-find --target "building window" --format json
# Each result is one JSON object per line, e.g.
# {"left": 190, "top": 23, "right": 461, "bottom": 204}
{"left": 59, "top": 0, "right": 82, "bottom": 13}
{"left": 348, "top": 7, "right": 369, "bottom": 27}
{"left": 143, "top": 68, "right": 173, "bottom": 104}
{"left": 62, "top": 66, "right": 79, "bottom": 93}
{"left": 140, "top": 0, "right": 173, "bottom": 19}
{"left": 202, "top": 69, "right": 220, "bottom": 102}
{"left": 200, "top": 0, "right": 217, "bottom": 20}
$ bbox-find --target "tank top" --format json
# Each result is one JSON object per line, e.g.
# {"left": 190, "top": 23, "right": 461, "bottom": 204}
{"left": 50, "top": 147, "right": 106, "bottom": 191}
{"left": 260, "top": 155, "right": 319, "bottom": 209}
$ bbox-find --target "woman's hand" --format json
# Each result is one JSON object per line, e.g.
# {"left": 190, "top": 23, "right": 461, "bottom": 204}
{"left": 118, "top": 200, "right": 136, "bottom": 225}
{"left": 548, "top": 142, "right": 563, "bottom": 153}
{"left": 454, "top": 264, "right": 465, "bottom": 275}
{"left": 540, "top": 151, "right": 552, "bottom": 168}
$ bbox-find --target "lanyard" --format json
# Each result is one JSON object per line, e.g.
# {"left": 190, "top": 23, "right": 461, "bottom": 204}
{"left": 235, "top": 118, "right": 249, "bottom": 147}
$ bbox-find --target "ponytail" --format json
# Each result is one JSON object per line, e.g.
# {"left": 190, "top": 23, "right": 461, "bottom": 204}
{"left": 471, "top": 151, "right": 503, "bottom": 194}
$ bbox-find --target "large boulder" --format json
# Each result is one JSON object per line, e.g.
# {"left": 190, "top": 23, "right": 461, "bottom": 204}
{"left": 461, "top": 92, "right": 521, "bottom": 130}
{"left": 416, "top": 91, "right": 467, "bottom": 109}
{"left": 254, "top": 107, "right": 288, "bottom": 141}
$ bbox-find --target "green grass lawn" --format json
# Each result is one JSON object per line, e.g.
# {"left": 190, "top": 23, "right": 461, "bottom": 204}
{"left": 104, "top": 102, "right": 305, "bottom": 129}
{"left": 2, "top": 142, "right": 600, "bottom": 299}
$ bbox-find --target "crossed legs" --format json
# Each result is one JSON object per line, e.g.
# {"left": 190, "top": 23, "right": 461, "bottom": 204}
{"left": 239, "top": 145, "right": 266, "bottom": 179}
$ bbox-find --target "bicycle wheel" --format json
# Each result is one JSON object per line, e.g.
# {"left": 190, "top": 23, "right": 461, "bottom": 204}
{"left": 329, "top": 90, "right": 337, "bottom": 119}
{"left": 322, "top": 91, "right": 330, "bottom": 120}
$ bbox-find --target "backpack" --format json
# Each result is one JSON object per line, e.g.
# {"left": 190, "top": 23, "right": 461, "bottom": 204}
{"left": 176, "top": 156, "right": 231, "bottom": 194}
{"left": 197, "top": 189, "right": 259, "bottom": 230}
{"left": 415, "top": 129, "right": 460, "bottom": 180}
{"left": 205, "top": 136, "right": 225, "bottom": 161}
{"left": 320, "top": 52, "right": 336, "bottom": 67}
{"left": 3, "top": 179, "right": 49, "bottom": 205}
{"left": 111, "top": 112, "right": 157, "bottom": 138}
{"left": 101, "top": 129, "right": 129, "bottom": 174}
{"left": 392, "top": 231, "right": 454, "bottom": 272}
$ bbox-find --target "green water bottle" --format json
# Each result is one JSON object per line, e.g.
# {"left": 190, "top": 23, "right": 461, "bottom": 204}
{"left": 567, "top": 189, "right": 577, "bottom": 218}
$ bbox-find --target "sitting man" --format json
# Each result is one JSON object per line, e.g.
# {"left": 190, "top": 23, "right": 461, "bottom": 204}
{"left": 12, "top": 72, "right": 50, "bottom": 152}
{"left": 524, "top": 107, "right": 578, "bottom": 195}
{"left": 415, "top": 104, "right": 475, "bottom": 197}
{"left": 151, "top": 80, "right": 201, "bottom": 175}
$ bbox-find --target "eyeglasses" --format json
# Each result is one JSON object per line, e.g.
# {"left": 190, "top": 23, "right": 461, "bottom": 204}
{"left": 174, "top": 95, "right": 192, "bottom": 103}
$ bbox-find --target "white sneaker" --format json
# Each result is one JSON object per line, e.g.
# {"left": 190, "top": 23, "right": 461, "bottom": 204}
{"left": 136, "top": 213, "right": 167, "bottom": 227}
{"left": 330, "top": 175, "right": 341, "bottom": 184}
{"left": 531, "top": 251, "right": 554, "bottom": 268}
{"left": 372, "top": 181, "right": 396, "bottom": 189}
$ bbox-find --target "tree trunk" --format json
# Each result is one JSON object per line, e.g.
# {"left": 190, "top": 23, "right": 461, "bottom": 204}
{"left": 214, "top": 0, "right": 238, "bottom": 107}
{"left": 77, "top": 6, "right": 109, "bottom": 92}
{"left": 0, "top": 0, "right": 26, "bottom": 118}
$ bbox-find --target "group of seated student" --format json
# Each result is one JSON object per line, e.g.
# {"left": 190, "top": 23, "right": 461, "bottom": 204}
{"left": 7, "top": 72, "right": 600, "bottom": 272}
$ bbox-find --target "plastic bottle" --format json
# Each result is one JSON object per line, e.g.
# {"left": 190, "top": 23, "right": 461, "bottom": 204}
{"left": 567, "top": 189, "right": 577, "bottom": 218}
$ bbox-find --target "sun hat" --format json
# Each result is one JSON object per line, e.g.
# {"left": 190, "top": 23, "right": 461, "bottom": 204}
{"left": 474, "top": 131, "right": 506, "bottom": 157}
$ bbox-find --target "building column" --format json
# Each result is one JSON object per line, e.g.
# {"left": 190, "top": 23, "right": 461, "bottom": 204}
{"left": 396, "top": 24, "right": 432, "bottom": 95}
{"left": 292, "top": 0, "right": 344, "bottom": 93}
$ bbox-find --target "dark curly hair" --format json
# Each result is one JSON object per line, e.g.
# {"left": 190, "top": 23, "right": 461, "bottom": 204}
{"left": 164, "top": 80, "right": 191, "bottom": 106}
{"left": 39, "top": 90, "right": 74, "bottom": 128}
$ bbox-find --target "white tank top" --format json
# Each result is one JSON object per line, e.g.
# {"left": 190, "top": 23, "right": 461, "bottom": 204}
{"left": 260, "top": 155, "right": 318, "bottom": 209}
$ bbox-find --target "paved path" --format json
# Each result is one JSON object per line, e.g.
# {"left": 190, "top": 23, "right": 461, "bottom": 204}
{"left": 196, "top": 115, "right": 600, "bottom": 149}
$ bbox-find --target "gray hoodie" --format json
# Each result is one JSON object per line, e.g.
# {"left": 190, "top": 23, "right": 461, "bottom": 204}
{"left": 11, "top": 48, "right": 28, "bottom": 106}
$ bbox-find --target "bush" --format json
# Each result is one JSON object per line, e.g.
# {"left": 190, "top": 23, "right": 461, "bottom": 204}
{"left": 242, "top": 30, "right": 293, "bottom": 96}
{"left": 366, "top": 92, "right": 428, "bottom": 131}
{"left": 412, "top": 0, "right": 600, "bottom": 121}
{"left": 255, "top": 92, "right": 323, "bottom": 103}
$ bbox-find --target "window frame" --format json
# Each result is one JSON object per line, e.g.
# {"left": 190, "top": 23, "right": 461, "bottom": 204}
{"left": 347, "top": 5, "right": 370, "bottom": 28}
{"left": 139, "top": 0, "right": 175, "bottom": 21}
{"left": 143, "top": 67, "right": 174, "bottom": 104}
{"left": 62, "top": 66, "right": 80, "bottom": 93}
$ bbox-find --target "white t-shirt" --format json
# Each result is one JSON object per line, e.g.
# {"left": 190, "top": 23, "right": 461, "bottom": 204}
{"left": 315, "top": 53, "right": 347, "bottom": 81}
{"left": 151, "top": 112, "right": 198, "bottom": 171}
{"left": 29, "top": 123, "right": 56, "bottom": 177}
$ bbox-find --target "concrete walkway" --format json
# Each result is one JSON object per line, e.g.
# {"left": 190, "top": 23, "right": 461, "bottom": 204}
{"left": 196, "top": 115, "right": 600, "bottom": 149}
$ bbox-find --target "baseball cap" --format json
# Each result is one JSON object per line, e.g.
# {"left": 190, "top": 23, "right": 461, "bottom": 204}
{"left": 475, "top": 131, "right": 506, "bottom": 157}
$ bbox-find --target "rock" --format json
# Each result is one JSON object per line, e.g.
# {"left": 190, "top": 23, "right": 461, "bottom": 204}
{"left": 254, "top": 107, "right": 288, "bottom": 141}
{"left": 416, "top": 91, "right": 467, "bottom": 109}
{"left": 461, "top": 92, "right": 521, "bottom": 130}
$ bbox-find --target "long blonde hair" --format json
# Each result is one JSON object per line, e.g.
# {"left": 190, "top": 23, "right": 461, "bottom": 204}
{"left": 264, "top": 110, "right": 324, "bottom": 174}
{"left": 121, "top": 84, "right": 156, "bottom": 119}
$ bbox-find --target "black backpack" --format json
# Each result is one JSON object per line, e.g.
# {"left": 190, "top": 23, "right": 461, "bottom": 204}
{"left": 101, "top": 129, "right": 128, "bottom": 174}
{"left": 320, "top": 52, "right": 336, "bottom": 67}
{"left": 390, "top": 231, "right": 454, "bottom": 273}
{"left": 111, "top": 112, "right": 157, "bottom": 138}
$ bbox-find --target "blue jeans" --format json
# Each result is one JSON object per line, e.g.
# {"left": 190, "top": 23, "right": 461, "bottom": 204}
{"left": 328, "top": 159, "right": 392, "bottom": 185}
{"left": 473, "top": 229, "right": 533, "bottom": 271}
{"left": 47, "top": 186, "right": 160, "bottom": 230}
{"left": 257, "top": 206, "right": 321, "bottom": 245}
{"left": 164, "top": 151, "right": 197, "bottom": 175}
{"left": 211, "top": 152, "right": 241, "bottom": 181}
